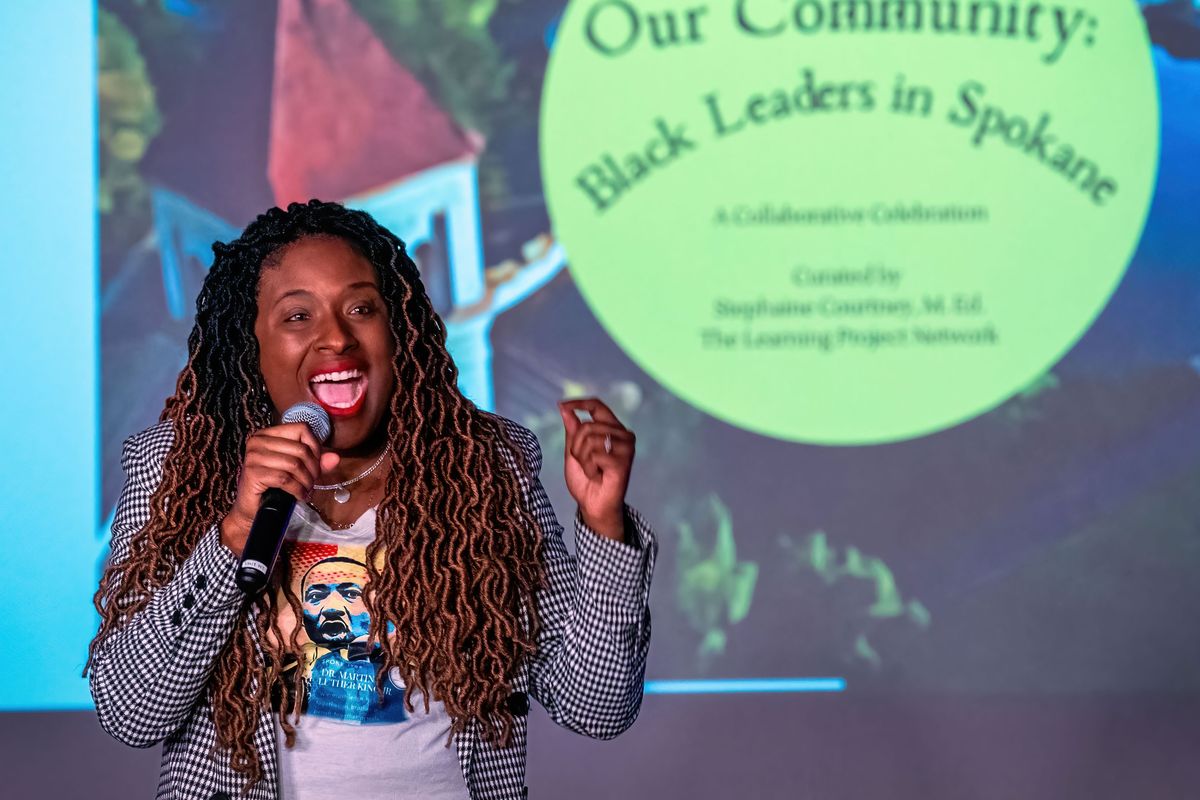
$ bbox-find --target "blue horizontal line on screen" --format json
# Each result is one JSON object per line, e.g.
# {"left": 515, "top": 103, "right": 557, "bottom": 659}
{"left": 643, "top": 678, "right": 846, "bottom": 694}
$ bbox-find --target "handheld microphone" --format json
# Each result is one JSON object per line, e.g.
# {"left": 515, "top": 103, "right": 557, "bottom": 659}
{"left": 235, "top": 401, "right": 331, "bottom": 596}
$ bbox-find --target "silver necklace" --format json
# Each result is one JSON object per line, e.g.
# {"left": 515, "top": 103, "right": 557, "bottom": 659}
{"left": 313, "top": 449, "right": 388, "bottom": 503}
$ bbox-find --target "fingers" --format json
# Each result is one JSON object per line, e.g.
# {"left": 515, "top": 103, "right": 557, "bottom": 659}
{"left": 559, "top": 398, "right": 634, "bottom": 479}
{"left": 567, "top": 423, "right": 635, "bottom": 480}
{"left": 273, "top": 421, "right": 324, "bottom": 454}
{"left": 245, "top": 449, "right": 317, "bottom": 493}
{"left": 243, "top": 425, "right": 324, "bottom": 500}
{"left": 247, "top": 467, "right": 314, "bottom": 501}
{"left": 559, "top": 397, "right": 625, "bottom": 429}
{"left": 574, "top": 444, "right": 633, "bottom": 480}
{"left": 248, "top": 435, "right": 321, "bottom": 482}
{"left": 567, "top": 422, "right": 632, "bottom": 451}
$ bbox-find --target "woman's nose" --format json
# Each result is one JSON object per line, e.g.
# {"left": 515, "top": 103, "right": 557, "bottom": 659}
{"left": 315, "top": 314, "right": 357, "bottom": 352}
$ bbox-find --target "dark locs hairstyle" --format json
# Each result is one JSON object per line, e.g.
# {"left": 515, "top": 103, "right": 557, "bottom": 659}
{"left": 88, "top": 200, "right": 545, "bottom": 787}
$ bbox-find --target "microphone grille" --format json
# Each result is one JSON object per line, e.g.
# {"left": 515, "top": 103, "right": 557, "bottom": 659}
{"left": 281, "top": 401, "right": 331, "bottom": 444}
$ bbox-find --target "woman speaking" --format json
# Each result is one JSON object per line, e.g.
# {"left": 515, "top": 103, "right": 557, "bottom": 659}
{"left": 87, "top": 200, "right": 656, "bottom": 799}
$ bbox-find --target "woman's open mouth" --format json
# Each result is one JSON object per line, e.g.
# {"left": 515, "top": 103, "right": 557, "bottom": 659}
{"left": 309, "top": 368, "right": 368, "bottom": 417}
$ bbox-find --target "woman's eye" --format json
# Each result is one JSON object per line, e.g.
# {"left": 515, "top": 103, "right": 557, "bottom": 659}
{"left": 350, "top": 303, "right": 375, "bottom": 315}
{"left": 284, "top": 311, "right": 309, "bottom": 323}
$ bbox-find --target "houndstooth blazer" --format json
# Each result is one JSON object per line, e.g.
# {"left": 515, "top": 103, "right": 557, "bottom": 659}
{"left": 89, "top": 416, "right": 656, "bottom": 800}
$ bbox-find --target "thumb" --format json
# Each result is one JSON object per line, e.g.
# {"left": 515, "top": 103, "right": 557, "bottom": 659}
{"left": 559, "top": 402, "right": 581, "bottom": 437}
{"left": 319, "top": 452, "right": 341, "bottom": 474}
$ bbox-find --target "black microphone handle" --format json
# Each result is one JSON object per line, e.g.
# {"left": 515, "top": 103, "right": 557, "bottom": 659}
{"left": 235, "top": 487, "right": 297, "bottom": 596}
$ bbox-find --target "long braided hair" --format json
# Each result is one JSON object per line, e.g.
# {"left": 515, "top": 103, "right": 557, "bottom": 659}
{"left": 88, "top": 200, "right": 545, "bottom": 786}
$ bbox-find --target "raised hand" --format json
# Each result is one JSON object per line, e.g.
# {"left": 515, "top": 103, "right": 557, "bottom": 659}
{"left": 558, "top": 397, "right": 636, "bottom": 542}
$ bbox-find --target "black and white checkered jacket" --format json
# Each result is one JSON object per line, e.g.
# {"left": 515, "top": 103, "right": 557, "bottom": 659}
{"left": 89, "top": 417, "right": 656, "bottom": 800}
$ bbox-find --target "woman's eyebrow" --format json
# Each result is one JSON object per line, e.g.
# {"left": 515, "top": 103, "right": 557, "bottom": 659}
{"left": 272, "top": 282, "right": 379, "bottom": 307}
{"left": 272, "top": 288, "right": 314, "bottom": 306}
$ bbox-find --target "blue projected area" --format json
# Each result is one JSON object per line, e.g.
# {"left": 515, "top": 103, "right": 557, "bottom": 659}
{"left": 0, "top": 3, "right": 98, "bottom": 709}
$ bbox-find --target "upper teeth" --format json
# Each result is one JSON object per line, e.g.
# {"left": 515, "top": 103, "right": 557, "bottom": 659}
{"left": 311, "top": 369, "right": 362, "bottom": 383}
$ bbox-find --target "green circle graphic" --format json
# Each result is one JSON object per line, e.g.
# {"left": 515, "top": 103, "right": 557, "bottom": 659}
{"left": 541, "top": 0, "right": 1159, "bottom": 444}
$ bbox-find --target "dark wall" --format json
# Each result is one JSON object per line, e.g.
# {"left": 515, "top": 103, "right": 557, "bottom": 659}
{"left": 14, "top": 697, "right": 1200, "bottom": 798}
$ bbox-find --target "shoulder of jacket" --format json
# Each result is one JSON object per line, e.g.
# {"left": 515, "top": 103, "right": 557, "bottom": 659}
{"left": 479, "top": 411, "right": 543, "bottom": 476}
{"left": 120, "top": 420, "right": 176, "bottom": 487}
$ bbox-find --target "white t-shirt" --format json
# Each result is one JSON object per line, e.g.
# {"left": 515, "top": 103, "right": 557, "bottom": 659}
{"left": 272, "top": 502, "right": 470, "bottom": 799}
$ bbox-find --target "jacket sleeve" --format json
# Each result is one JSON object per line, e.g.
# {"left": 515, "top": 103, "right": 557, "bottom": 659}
{"left": 503, "top": 420, "right": 657, "bottom": 739}
{"left": 89, "top": 424, "right": 246, "bottom": 748}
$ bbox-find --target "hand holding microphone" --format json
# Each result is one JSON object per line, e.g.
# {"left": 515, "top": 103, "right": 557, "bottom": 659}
{"left": 220, "top": 402, "right": 337, "bottom": 595}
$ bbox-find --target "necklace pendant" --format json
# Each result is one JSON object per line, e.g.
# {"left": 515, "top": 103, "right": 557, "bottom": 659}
{"left": 333, "top": 486, "right": 351, "bottom": 504}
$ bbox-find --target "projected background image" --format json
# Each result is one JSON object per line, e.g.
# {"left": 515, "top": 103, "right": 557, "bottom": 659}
{"left": 94, "top": 0, "right": 1200, "bottom": 694}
